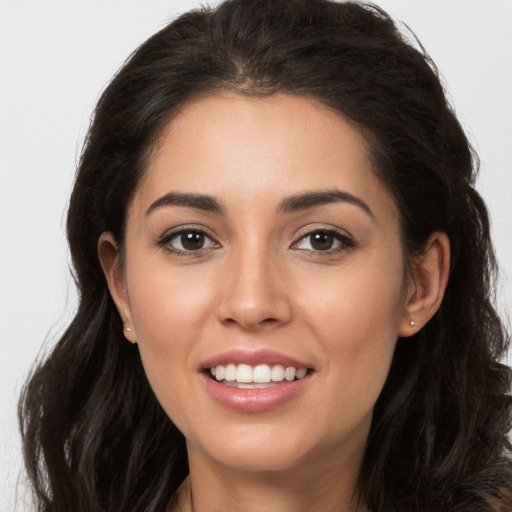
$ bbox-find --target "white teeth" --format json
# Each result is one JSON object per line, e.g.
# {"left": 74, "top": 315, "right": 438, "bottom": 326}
{"left": 295, "top": 368, "right": 307, "bottom": 379}
{"left": 224, "top": 363, "right": 236, "bottom": 382}
{"left": 226, "top": 382, "right": 277, "bottom": 389}
{"left": 284, "top": 367, "right": 296, "bottom": 381}
{"left": 271, "top": 364, "right": 285, "bottom": 381}
{"left": 210, "top": 363, "right": 308, "bottom": 384}
{"left": 215, "top": 365, "right": 225, "bottom": 381}
{"left": 236, "top": 364, "right": 253, "bottom": 383}
{"left": 253, "top": 364, "right": 271, "bottom": 383}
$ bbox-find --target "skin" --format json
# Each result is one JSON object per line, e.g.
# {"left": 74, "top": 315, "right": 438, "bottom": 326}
{"left": 99, "top": 93, "right": 450, "bottom": 512}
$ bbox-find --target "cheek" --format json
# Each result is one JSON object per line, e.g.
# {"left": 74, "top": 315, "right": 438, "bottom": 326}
{"left": 124, "top": 262, "right": 217, "bottom": 430}
{"left": 124, "top": 258, "right": 218, "bottom": 411}
{"left": 309, "top": 280, "right": 401, "bottom": 375}
{"left": 297, "top": 256, "right": 405, "bottom": 417}
{"left": 300, "top": 255, "right": 405, "bottom": 342}
{"left": 127, "top": 260, "right": 214, "bottom": 349}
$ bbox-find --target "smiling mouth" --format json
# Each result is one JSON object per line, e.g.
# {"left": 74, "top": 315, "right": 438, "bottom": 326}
{"left": 208, "top": 363, "right": 310, "bottom": 389}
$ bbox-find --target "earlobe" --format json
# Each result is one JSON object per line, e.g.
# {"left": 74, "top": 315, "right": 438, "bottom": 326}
{"left": 399, "top": 232, "right": 450, "bottom": 337}
{"left": 97, "top": 232, "right": 137, "bottom": 343}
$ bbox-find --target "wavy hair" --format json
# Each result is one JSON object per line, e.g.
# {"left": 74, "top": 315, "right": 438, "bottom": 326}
{"left": 19, "top": 1, "right": 511, "bottom": 511}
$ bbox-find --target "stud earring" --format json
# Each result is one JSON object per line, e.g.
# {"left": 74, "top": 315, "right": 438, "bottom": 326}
{"left": 409, "top": 320, "right": 416, "bottom": 328}
{"left": 123, "top": 326, "right": 137, "bottom": 344}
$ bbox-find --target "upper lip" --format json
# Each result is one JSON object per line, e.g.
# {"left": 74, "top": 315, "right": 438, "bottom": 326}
{"left": 200, "top": 349, "right": 312, "bottom": 370}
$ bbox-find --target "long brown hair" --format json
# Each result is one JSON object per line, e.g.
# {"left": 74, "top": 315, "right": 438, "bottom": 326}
{"left": 19, "top": 1, "right": 511, "bottom": 511}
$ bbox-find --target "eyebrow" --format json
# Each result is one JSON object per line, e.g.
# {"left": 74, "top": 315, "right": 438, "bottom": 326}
{"left": 277, "top": 189, "right": 375, "bottom": 219}
{"left": 146, "top": 192, "right": 225, "bottom": 216}
{"left": 146, "top": 189, "right": 374, "bottom": 219}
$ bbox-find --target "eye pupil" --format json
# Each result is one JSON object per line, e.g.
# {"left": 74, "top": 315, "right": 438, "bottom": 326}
{"left": 181, "top": 231, "right": 204, "bottom": 250}
{"left": 311, "top": 232, "right": 333, "bottom": 251}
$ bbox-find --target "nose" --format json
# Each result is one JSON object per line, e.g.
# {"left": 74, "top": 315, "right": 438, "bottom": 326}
{"left": 216, "top": 246, "right": 292, "bottom": 330}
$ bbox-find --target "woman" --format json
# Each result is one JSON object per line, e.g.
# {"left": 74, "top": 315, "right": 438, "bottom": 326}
{"left": 19, "top": 0, "right": 511, "bottom": 511}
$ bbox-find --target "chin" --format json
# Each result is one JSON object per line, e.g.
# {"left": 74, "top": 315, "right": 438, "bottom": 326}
{"left": 211, "top": 444, "right": 311, "bottom": 473}
{"left": 187, "top": 423, "right": 319, "bottom": 473}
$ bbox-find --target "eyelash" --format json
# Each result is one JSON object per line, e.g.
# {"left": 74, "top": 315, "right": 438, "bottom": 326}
{"left": 291, "top": 228, "right": 355, "bottom": 255}
{"left": 157, "top": 226, "right": 219, "bottom": 257}
{"left": 157, "top": 227, "right": 355, "bottom": 256}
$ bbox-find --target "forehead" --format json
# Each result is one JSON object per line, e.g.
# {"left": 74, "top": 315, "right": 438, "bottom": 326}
{"left": 133, "top": 92, "right": 398, "bottom": 221}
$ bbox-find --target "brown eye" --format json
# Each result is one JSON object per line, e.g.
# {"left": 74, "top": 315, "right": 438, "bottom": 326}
{"left": 180, "top": 231, "right": 205, "bottom": 250}
{"left": 293, "top": 230, "right": 353, "bottom": 252}
{"left": 165, "top": 229, "right": 217, "bottom": 253}
{"left": 310, "top": 232, "right": 335, "bottom": 251}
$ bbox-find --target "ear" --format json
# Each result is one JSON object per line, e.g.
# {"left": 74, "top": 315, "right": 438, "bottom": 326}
{"left": 98, "top": 232, "right": 137, "bottom": 343}
{"left": 399, "top": 232, "right": 450, "bottom": 337}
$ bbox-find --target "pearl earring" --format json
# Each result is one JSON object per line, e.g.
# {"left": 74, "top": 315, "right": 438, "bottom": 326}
{"left": 409, "top": 320, "right": 416, "bottom": 328}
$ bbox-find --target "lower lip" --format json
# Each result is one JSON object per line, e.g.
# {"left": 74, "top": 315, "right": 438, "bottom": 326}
{"left": 201, "top": 373, "right": 312, "bottom": 413}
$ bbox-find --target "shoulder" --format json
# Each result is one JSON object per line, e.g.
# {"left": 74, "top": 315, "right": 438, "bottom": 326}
{"left": 452, "top": 461, "right": 512, "bottom": 512}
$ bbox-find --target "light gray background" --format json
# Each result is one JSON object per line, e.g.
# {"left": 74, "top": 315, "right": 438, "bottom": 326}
{"left": 1, "top": 1, "right": 511, "bottom": 510}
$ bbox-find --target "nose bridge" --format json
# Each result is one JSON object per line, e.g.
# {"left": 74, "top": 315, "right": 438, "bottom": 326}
{"left": 217, "top": 236, "right": 290, "bottom": 329}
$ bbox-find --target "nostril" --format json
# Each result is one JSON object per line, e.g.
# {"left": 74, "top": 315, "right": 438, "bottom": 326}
{"left": 222, "top": 316, "right": 280, "bottom": 329}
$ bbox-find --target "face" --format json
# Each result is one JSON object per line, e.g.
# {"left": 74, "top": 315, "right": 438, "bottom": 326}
{"left": 106, "top": 93, "right": 414, "bottom": 476}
